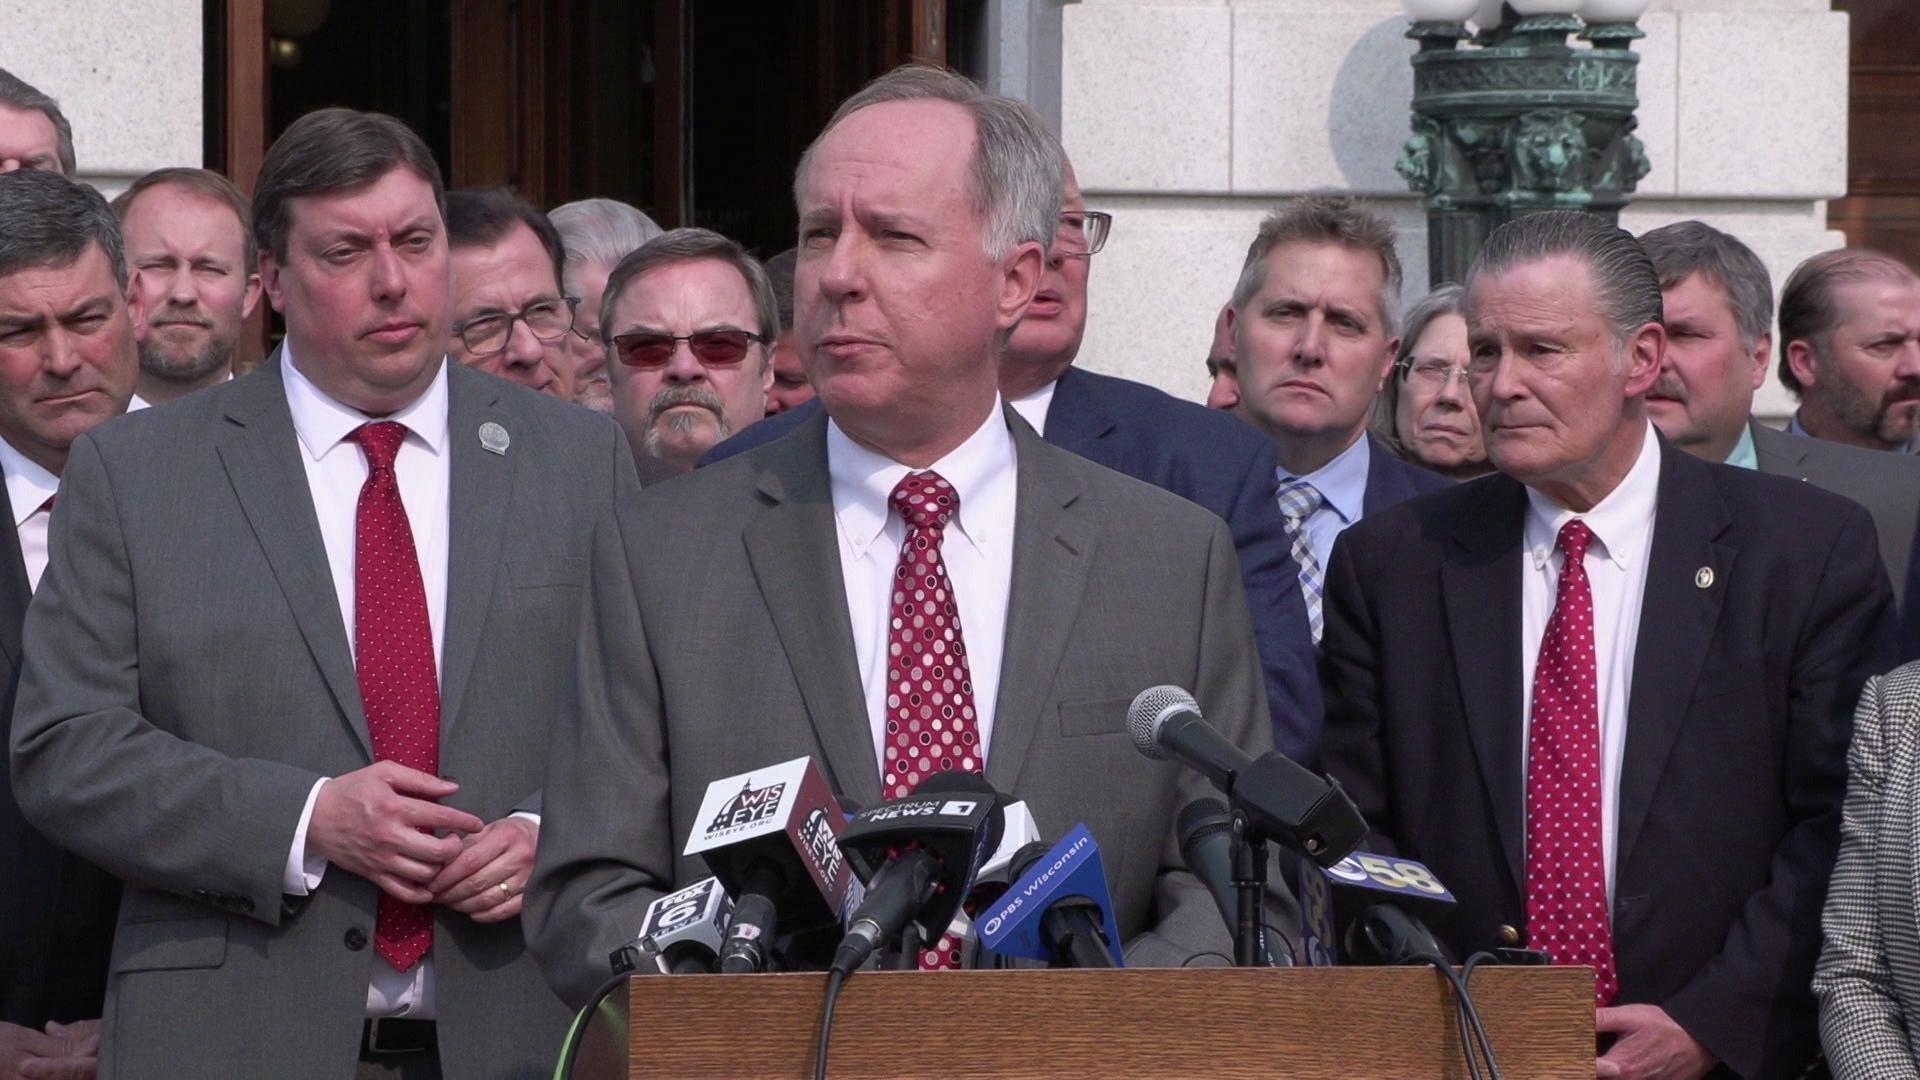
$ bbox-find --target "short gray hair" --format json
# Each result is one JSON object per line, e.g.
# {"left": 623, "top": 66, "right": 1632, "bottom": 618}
{"left": 0, "top": 67, "right": 75, "bottom": 176}
{"left": 763, "top": 248, "right": 797, "bottom": 336}
{"left": 1464, "top": 210, "right": 1663, "bottom": 348}
{"left": 0, "top": 169, "right": 126, "bottom": 291}
{"left": 548, "top": 198, "right": 664, "bottom": 297}
{"left": 1372, "top": 284, "right": 1466, "bottom": 449}
{"left": 1638, "top": 220, "right": 1772, "bottom": 351}
{"left": 1232, "top": 195, "right": 1404, "bottom": 337}
{"left": 600, "top": 227, "right": 779, "bottom": 366}
{"left": 794, "top": 64, "right": 1063, "bottom": 261}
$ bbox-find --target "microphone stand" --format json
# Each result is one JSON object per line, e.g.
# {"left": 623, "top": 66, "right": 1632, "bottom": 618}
{"left": 1229, "top": 808, "right": 1269, "bottom": 967}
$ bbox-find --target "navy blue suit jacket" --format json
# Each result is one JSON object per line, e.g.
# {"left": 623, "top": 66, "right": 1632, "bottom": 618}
{"left": 700, "top": 367, "right": 1325, "bottom": 758}
{"left": 1361, "top": 434, "right": 1453, "bottom": 518}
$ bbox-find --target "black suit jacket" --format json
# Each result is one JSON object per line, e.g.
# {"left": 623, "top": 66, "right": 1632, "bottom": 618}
{"left": 0, "top": 484, "right": 120, "bottom": 1027}
{"left": 701, "top": 368, "right": 1326, "bottom": 759}
{"left": 1319, "top": 434, "right": 1895, "bottom": 1080}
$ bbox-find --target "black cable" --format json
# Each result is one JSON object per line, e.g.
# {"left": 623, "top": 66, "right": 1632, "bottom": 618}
{"left": 551, "top": 969, "right": 633, "bottom": 1080}
{"left": 1450, "top": 952, "right": 1503, "bottom": 1080}
{"left": 813, "top": 967, "right": 849, "bottom": 1080}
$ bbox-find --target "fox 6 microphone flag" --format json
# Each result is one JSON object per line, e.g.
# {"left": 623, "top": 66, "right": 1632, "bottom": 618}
{"left": 683, "top": 756, "right": 864, "bottom": 927}
{"left": 977, "top": 823, "right": 1125, "bottom": 967}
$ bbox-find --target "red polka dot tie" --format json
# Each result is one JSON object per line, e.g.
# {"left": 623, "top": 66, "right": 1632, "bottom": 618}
{"left": 884, "top": 471, "right": 979, "bottom": 971}
{"left": 350, "top": 421, "right": 441, "bottom": 973}
{"left": 1523, "top": 519, "right": 1618, "bottom": 1005}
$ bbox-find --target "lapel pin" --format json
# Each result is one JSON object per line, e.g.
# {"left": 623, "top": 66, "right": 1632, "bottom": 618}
{"left": 479, "top": 421, "right": 510, "bottom": 456}
{"left": 1695, "top": 566, "right": 1714, "bottom": 589}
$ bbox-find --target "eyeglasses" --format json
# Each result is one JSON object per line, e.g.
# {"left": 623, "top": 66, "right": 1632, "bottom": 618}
{"left": 1056, "top": 211, "right": 1112, "bottom": 259}
{"left": 610, "top": 328, "right": 768, "bottom": 369}
{"left": 454, "top": 297, "right": 578, "bottom": 356}
{"left": 1399, "top": 357, "right": 1470, "bottom": 391}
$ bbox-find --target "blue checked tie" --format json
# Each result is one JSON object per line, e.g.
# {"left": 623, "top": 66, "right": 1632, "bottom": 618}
{"left": 1277, "top": 479, "right": 1325, "bottom": 644}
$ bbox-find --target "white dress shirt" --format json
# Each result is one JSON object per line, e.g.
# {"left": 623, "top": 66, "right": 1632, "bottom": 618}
{"left": 1007, "top": 379, "right": 1055, "bottom": 437}
{"left": 0, "top": 438, "right": 58, "bottom": 591}
{"left": 1519, "top": 421, "right": 1661, "bottom": 900}
{"left": 280, "top": 344, "right": 451, "bottom": 1018}
{"left": 1278, "top": 431, "right": 1372, "bottom": 573}
{"left": 828, "top": 404, "right": 1019, "bottom": 772}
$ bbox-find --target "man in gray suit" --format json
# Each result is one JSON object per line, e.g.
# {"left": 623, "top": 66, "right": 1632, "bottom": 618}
{"left": 9, "top": 108, "right": 637, "bottom": 1077}
{"left": 526, "top": 66, "right": 1290, "bottom": 1007}
{"left": 1640, "top": 221, "right": 1920, "bottom": 608}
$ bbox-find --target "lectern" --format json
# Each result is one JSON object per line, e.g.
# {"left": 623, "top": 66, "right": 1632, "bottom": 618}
{"left": 562, "top": 966, "right": 1594, "bottom": 1078}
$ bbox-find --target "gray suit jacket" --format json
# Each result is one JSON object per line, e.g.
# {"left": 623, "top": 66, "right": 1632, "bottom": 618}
{"left": 1815, "top": 662, "right": 1920, "bottom": 1078}
{"left": 8, "top": 358, "right": 638, "bottom": 1078}
{"left": 525, "top": 407, "right": 1292, "bottom": 1007}
{"left": 1753, "top": 419, "right": 1920, "bottom": 608}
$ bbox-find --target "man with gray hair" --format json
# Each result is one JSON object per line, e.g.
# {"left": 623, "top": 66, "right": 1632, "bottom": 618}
{"left": 0, "top": 169, "right": 135, "bottom": 1080}
{"left": 1642, "top": 220, "right": 1920, "bottom": 612}
{"left": 528, "top": 64, "right": 1291, "bottom": 1005}
{"left": 1320, "top": 210, "right": 1894, "bottom": 1079}
{"left": 1777, "top": 247, "right": 1920, "bottom": 453}
{"left": 0, "top": 68, "right": 74, "bottom": 176}
{"left": 1226, "top": 195, "right": 1449, "bottom": 644}
{"left": 598, "top": 227, "right": 775, "bottom": 483}
{"left": 548, "top": 197, "right": 662, "bottom": 413}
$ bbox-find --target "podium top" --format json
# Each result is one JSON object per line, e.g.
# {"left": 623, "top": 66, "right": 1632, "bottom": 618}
{"left": 569, "top": 965, "right": 1594, "bottom": 1079}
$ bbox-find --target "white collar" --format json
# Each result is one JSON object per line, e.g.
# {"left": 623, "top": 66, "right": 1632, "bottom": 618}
{"left": 280, "top": 340, "right": 450, "bottom": 462}
{"left": 827, "top": 401, "right": 1017, "bottom": 560}
{"left": 1524, "top": 422, "right": 1662, "bottom": 572}
{"left": 1007, "top": 379, "right": 1055, "bottom": 437}
{"left": 0, "top": 437, "right": 57, "bottom": 527}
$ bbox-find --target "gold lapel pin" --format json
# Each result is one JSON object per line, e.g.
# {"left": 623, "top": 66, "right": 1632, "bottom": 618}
{"left": 1695, "top": 566, "right": 1714, "bottom": 589}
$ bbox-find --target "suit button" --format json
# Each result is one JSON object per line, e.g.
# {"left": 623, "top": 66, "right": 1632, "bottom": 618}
{"left": 192, "top": 888, "right": 212, "bottom": 901}
{"left": 1497, "top": 924, "right": 1522, "bottom": 946}
{"left": 237, "top": 897, "right": 256, "bottom": 914}
{"left": 344, "top": 927, "right": 369, "bottom": 951}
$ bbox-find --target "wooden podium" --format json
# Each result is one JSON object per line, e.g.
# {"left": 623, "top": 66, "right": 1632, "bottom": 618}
{"left": 563, "top": 966, "right": 1595, "bottom": 1078}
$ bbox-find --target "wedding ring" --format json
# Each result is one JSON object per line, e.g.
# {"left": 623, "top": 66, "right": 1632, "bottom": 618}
{"left": 498, "top": 880, "right": 514, "bottom": 896}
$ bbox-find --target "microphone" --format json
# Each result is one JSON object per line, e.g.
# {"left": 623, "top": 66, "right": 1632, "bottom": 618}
{"left": 1130, "top": 686, "right": 1366, "bottom": 866}
{"left": 1319, "top": 850, "right": 1458, "bottom": 966}
{"left": 633, "top": 876, "right": 733, "bottom": 975}
{"left": 977, "top": 824, "right": 1124, "bottom": 968}
{"left": 830, "top": 771, "right": 1007, "bottom": 976}
{"left": 1176, "top": 798, "right": 1294, "bottom": 967}
{"left": 1294, "top": 852, "right": 1338, "bottom": 966}
{"left": 682, "top": 756, "right": 862, "bottom": 974}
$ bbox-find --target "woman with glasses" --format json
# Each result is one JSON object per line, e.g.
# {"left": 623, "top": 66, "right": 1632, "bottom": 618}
{"left": 1369, "top": 284, "right": 1491, "bottom": 481}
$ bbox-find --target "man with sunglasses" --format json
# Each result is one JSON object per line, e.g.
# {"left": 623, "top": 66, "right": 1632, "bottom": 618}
{"left": 597, "top": 228, "right": 776, "bottom": 483}
{"left": 446, "top": 187, "right": 578, "bottom": 401}
{"left": 700, "top": 155, "right": 1325, "bottom": 762}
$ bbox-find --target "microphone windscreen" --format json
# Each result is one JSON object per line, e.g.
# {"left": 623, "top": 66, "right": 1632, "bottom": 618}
{"left": 1128, "top": 685, "right": 1199, "bottom": 759}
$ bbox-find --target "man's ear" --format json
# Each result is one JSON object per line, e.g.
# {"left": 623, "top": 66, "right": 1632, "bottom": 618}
{"left": 241, "top": 272, "right": 265, "bottom": 321}
{"left": 1748, "top": 332, "right": 1773, "bottom": 391}
{"left": 126, "top": 270, "right": 149, "bottom": 341}
{"left": 1622, "top": 321, "right": 1666, "bottom": 397}
{"left": 259, "top": 251, "right": 288, "bottom": 314}
{"left": 1785, "top": 337, "right": 1820, "bottom": 392}
{"left": 995, "top": 239, "right": 1046, "bottom": 332}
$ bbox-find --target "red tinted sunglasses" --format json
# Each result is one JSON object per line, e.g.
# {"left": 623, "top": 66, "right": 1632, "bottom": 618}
{"left": 610, "top": 329, "right": 767, "bottom": 369}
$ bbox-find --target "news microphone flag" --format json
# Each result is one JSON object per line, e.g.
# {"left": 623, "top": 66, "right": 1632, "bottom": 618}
{"left": 977, "top": 823, "right": 1124, "bottom": 967}
{"left": 1321, "top": 851, "right": 1458, "bottom": 909}
{"left": 683, "top": 756, "right": 864, "bottom": 928}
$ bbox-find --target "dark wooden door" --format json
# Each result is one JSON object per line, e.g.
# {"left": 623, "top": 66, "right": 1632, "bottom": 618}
{"left": 1833, "top": 0, "right": 1920, "bottom": 265}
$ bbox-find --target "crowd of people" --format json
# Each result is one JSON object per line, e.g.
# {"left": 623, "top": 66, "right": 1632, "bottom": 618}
{"left": 4, "top": 54, "right": 1920, "bottom": 1080}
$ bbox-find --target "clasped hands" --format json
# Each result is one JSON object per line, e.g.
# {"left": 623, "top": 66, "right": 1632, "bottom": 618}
{"left": 307, "top": 760, "right": 536, "bottom": 922}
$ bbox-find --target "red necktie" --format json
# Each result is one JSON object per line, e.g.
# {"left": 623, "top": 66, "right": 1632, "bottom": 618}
{"left": 883, "top": 471, "right": 980, "bottom": 970}
{"left": 349, "top": 421, "right": 441, "bottom": 972}
{"left": 1524, "top": 519, "right": 1618, "bottom": 1005}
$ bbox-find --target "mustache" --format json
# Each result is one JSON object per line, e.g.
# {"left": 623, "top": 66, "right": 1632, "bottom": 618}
{"left": 646, "top": 383, "right": 726, "bottom": 426}
{"left": 1648, "top": 372, "right": 1687, "bottom": 402}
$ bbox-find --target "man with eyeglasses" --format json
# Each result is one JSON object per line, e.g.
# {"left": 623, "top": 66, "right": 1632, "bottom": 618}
{"left": 701, "top": 154, "right": 1325, "bottom": 760}
{"left": 446, "top": 188, "right": 578, "bottom": 401}
{"left": 600, "top": 227, "right": 774, "bottom": 482}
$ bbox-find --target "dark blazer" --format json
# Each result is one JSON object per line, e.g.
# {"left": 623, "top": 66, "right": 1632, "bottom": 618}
{"left": 527, "top": 406, "right": 1293, "bottom": 1006}
{"left": 1362, "top": 433, "right": 1453, "bottom": 516}
{"left": 9, "top": 360, "right": 638, "bottom": 1078}
{"left": 1319, "top": 434, "right": 1896, "bottom": 1080}
{"left": 0, "top": 484, "right": 120, "bottom": 1029}
{"left": 702, "top": 367, "right": 1325, "bottom": 759}
{"left": 1751, "top": 420, "right": 1920, "bottom": 611}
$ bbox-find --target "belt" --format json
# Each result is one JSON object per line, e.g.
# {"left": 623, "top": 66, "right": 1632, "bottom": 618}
{"left": 361, "top": 1017, "right": 437, "bottom": 1056}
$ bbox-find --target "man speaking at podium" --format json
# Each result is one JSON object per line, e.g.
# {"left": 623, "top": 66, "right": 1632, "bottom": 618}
{"left": 526, "top": 65, "right": 1296, "bottom": 1006}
